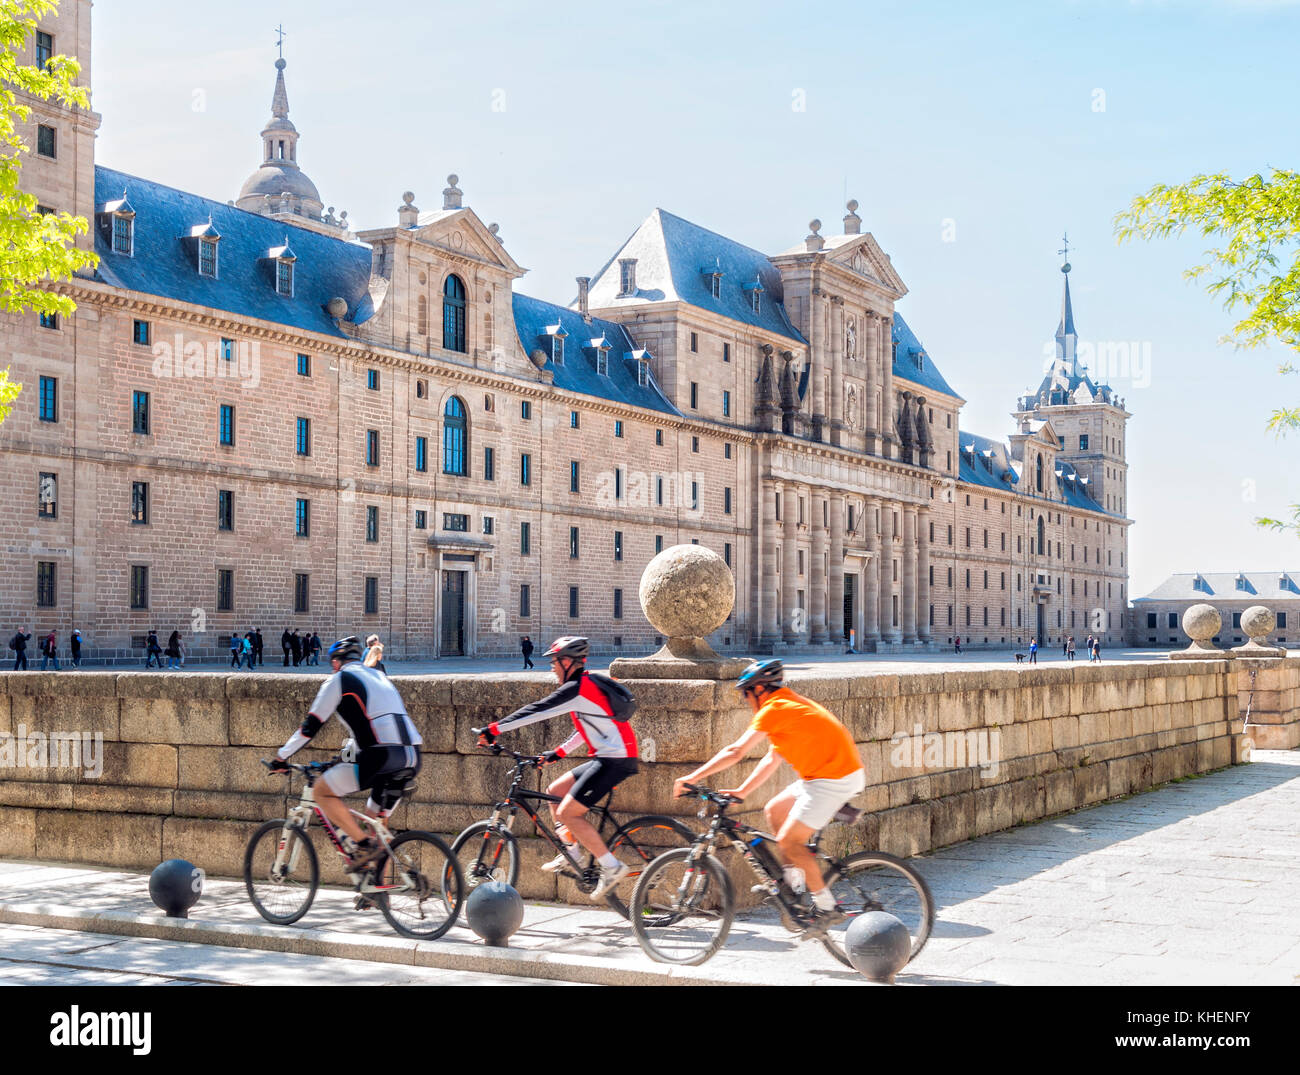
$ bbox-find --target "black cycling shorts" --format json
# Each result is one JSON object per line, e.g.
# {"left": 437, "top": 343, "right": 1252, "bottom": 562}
{"left": 567, "top": 757, "right": 639, "bottom": 807}
{"left": 323, "top": 744, "right": 420, "bottom": 804}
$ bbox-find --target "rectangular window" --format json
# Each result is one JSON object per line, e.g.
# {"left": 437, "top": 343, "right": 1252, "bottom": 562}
{"left": 37, "top": 561, "right": 56, "bottom": 607}
{"left": 723, "top": 342, "right": 731, "bottom": 363}
{"left": 569, "top": 586, "right": 579, "bottom": 618}
{"left": 724, "top": 542, "right": 732, "bottom": 567}
{"left": 722, "top": 390, "right": 731, "bottom": 418}
{"left": 415, "top": 510, "right": 427, "bottom": 530}
{"left": 483, "top": 515, "right": 494, "bottom": 535}
{"left": 131, "top": 481, "right": 149, "bottom": 525}
{"left": 521, "top": 400, "right": 531, "bottom": 420}
{"left": 296, "top": 498, "right": 310, "bottom": 537}
{"left": 132, "top": 391, "right": 150, "bottom": 434}
{"left": 520, "top": 521, "right": 531, "bottom": 556}
{"left": 36, "top": 30, "right": 53, "bottom": 67}
{"left": 1080, "top": 434, "right": 1089, "bottom": 450}
{"left": 596, "top": 351, "right": 608, "bottom": 376}
{"left": 570, "top": 460, "right": 580, "bottom": 493}
{"left": 366, "top": 505, "right": 379, "bottom": 542}
{"left": 39, "top": 311, "right": 58, "bottom": 330}
{"left": 217, "top": 569, "right": 234, "bottom": 612}
{"left": 1168, "top": 612, "right": 1179, "bottom": 629}
{"left": 1278, "top": 612, "right": 1287, "bottom": 629}
{"left": 614, "top": 531, "right": 623, "bottom": 561}
{"left": 133, "top": 319, "right": 150, "bottom": 346}
{"left": 38, "top": 376, "right": 57, "bottom": 422}
{"left": 364, "top": 577, "right": 379, "bottom": 615}
{"left": 38, "top": 472, "right": 56, "bottom": 519}
{"left": 218, "top": 489, "right": 233, "bottom": 531}
{"left": 297, "top": 352, "right": 311, "bottom": 376}
{"left": 615, "top": 468, "right": 623, "bottom": 500}
{"left": 655, "top": 535, "right": 663, "bottom": 554}
{"left": 691, "top": 481, "right": 699, "bottom": 510}
{"left": 520, "top": 453, "right": 531, "bottom": 486}
{"left": 443, "top": 513, "right": 468, "bottom": 532}
{"left": 692, "top": 436, "right": 699, "bottom": 453}
{"left": 219, "top": 404, "right": 234, "bottom": 446}
{"left": 130, "top": 565, "right": 149, "bottom": 609}
{"left": 520, "top": 584, "right": 531, "bottom": 618}
{"left": 221, "top": 338, "right": 235, "bottom": 362}
{"left": 570, "top": 410, "right": 580, "bottom": 429}
{"left": 415, "top": 436, "right": 427, "bottom": 472}
{"left": 724, "top": 487, "right": 732, "bottom": 514}
{"left": 690, "top": 382, "right": 698, "bottom": 409}
{"left": 297, "top": 417, "right": 311, "bottom": 457}
{"left": 614, "top": 588, "right": 623, "bottom": 619}
{"left": 367, "top": 369, "right": 379, "bottom": 391}
{"left": 366, "top": 429, "right": 379, "bottom": 467}
{"left": 724, "top": 443, "right": 732, "bottom": 460}
{"left": 276, "top": 260, "right": 294, "bottom": 297}
{"left": 294, "top": 573, "right": 310, "bottom": 614}
{"left": 614, "top": 420, "right": 624, "bottom": 438}
{"left": 570, "top": 526, "right": 580, "bottom": 559}
{"left": 37, "top": 123, "right": 56, "bottom": 158}
{"left": 655, "top": 429, "right": 663, "bottom": 446}
{"left": 484, "top": 445, "right": 495, "bottom": 481}
{"left": 199, "top": 239, "right": 218, "bottom": 278}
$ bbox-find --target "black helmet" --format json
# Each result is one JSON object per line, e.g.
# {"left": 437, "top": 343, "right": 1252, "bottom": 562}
{"left": 327, "top": 636, "right": 363, "bottom": 663}
{"left": 735, "top": 659, "right": 784, "bottom": 694}
{"left": 544, "top": 636, "right": 589, "bottom": 662}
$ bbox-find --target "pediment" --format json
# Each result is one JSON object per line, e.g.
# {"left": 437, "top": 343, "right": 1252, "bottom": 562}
{"left": 408, "top": 208, "right": 525, "bottom": 278}
{"left": 827, "top": 233, "right": 908, "bottom": 298}
{"left": 1030, "top": 419, "right": 1062, "bottom": 449}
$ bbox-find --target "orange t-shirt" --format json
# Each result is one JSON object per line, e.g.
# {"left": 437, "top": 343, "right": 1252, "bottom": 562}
{"left": 749, "top": 687, "right": 862, "bottom": 781}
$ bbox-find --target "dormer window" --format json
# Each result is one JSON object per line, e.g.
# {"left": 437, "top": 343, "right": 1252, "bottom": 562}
{"left": 627, "top": 348, "right": 653, "bottom": 387}
{"left": 1235, "top": 574, "right": 1248, "bottom": 591}
{"left": 184, "top": 221, "right": 221, "bottom": 278}
{"left": 99, "top": 196, "right": 135, "bottom": 257}
{"left": 618, "top": 258, "right": 637, "bottom": 297}
{"left": 744, "top": 274, "right": 765, "bottom": 315}
{"left": 701, "top": 259, "right": 723, "bottom": 299}
{"left": 543, "top": 323, "right": 567, "bottom": 366}
{"left": 267, "top": 242, "right": 296, "bottom": 297}
{"left": 589, "top": 336, "right": 612, "bottom": 377}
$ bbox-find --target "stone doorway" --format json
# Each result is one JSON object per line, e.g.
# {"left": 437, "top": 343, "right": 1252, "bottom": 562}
{"left": 441, "top": 570, "right": 466, "bottom": 656}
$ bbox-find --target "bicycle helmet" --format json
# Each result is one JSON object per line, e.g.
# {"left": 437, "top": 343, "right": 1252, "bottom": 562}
{"left": 327, "top": 635, "right": 363, "bottom": 663}
{"left": 543, "top": 636, "right": 589, "bottom": 662}
{"left": 735, "top": 658, "right": 784, "bottom": 694}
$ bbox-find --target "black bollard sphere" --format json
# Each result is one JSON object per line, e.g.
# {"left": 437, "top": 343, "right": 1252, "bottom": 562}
{"left": 465, "top": 880, "right": 524, "bottom": 947}
{"left": 149, "top": 859, "right": 203, "bottom": 919}
{"left": 844, "top": 911, "right": 911, "bottom": 983}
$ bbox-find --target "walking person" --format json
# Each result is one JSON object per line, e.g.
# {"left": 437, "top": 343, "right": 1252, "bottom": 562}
{"left": 241, "top": 632, "right": 255, "bottom": 669}
{"left": 177, "top": 633, "right": 187, "bottom": 669}
{"left": 70, "top": 628, "right": 83, "bottom": 669}
{"left": 230, "top": 631, "right": 243, "bottom": 669}
{"left": 1028, "top": 638, "right": 1038, "bottom": 665}
{"left": 281, "top": 628, "right": 291, "bottom": 666}
{"left": 165, "top": 630, "right": 182, "bottom": 670}
{"left": 290, "top": 630, "right": 303, "bottom": 667}
{"left": 954, "top": 635, "right": 962, "bottom": 655}
{"left": 1091, "top": 637, "right": 1102, "bottom": 662}
{"left": 1066, "top": 635, "right": 1075, "bottom": 661}
{"left": 10, "top": 628, "right": 31, "bottom": 671}
{"left": 40, "top": 630, "right": 60, "bottom": 671}
{"left": 363, "top": 634, "right": 387, "bottom": 674}
{"left": 310, "top": 632, "right": 322, "bottom": 665}
{"left": 521, "top": 635, "right": 534, "bottom": 670}
{"left": 253, "top": 628, "right": 264, "bottom": 668}
{"left": 144, "top": 629, "right": 163, "bottom": 668}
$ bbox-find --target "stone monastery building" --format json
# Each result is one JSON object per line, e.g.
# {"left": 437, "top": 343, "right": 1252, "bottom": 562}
{"left": 3, "top": 1, "right": 1132, "bottom": 659}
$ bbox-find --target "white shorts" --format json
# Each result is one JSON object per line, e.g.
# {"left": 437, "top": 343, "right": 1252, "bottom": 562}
{"left": 786, "top": 769, "right": 867, "bottom": 831}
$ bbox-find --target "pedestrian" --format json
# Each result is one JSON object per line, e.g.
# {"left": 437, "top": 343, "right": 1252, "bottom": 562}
{"left": 954, "top": 635, "right": 962, "bottom": 655}
{"left": 165, "top": 630, "right": 182, "bottom": 670}
{"left": 177, "top": 633, "right": 187, "bottom": 669}
{"left": 40, "top": 630, "right": 60, "bottom": 671}
{"left": 1066, "top": 635, "right": 1075, "bottom": 661}
{"left": 1028, "top": 638, "right": 1038, "bottom": 665}
{"left": 1091, "top": 637, "right": 1101, "bottom": 662}
{"left": 363, "top": 635, "right": 387, "bottom": 674}
{"left": 144, "top": 629, "right": 163, "bottom": 668}
{"left": 281, "top": 628, "right": 291, "bottom": 666}
{"left": 241, "top": 632, "right": 254, "bottom": 669}
{"left": 310, "top": 632, "right": 321, "bottom": 665}
{"left": 10, "top": 628, "right": 31, "bottom": 671}
{"left": 70, "top": 628, "right": 83, "bottom": 669}
{"left": 521, "top": 635, "right": 534, "bottom": 669}
{"left": 253, "top": 628, "right": 264, "bottom": 667}
{"left": 290, "top": 629, "right": 303, "bottom": 667}
{"left": 230, "top": 631, "right": 243, "bottom": 669}
{"left": 1062, "top": 637, "right": 1069, "bottom": 658}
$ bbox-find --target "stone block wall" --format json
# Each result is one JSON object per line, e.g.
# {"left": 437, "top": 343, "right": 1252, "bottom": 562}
{"left": 0, "top": 658, "right": 1288, "bottom": 905}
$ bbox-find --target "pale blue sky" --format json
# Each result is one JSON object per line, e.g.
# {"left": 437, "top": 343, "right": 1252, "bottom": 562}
{"left": 91, "top": 0, "right": 1300, "bottom": 599}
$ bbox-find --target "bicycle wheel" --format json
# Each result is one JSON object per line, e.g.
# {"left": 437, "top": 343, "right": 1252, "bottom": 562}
{"left": 375, "top": 830, "right": 463, "bottom": 940}
{"left": 604, "top": 814, "right": 695, "bottom": 921}
{"left": 628, "top": 847, "right": 733, "bottom": 966}
{"left": 243, "top": 818, "right": 319, "bottom": 925}
{"left": 449, "top": 821, "right": 520, "bottom": 893}
{"left": 818, "top": 850, "right": 934, "bottom": 967}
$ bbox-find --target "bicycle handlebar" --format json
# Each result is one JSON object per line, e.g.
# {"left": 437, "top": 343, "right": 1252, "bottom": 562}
{"left": 680, "top": 783, "right": 743, "bottom": 807}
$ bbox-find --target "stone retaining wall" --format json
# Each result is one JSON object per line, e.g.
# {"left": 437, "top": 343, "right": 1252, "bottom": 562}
{"left": 0, "top": 659, "right": 1291, "bottom": 904}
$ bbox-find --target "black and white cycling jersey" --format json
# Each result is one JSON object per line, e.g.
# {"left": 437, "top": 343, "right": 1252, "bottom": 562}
{"left": 276, "top": 662, "right": 422, "bottom": 760}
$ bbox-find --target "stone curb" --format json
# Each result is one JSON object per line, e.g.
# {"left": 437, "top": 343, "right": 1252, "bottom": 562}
{"left": 0, "top": 901, "right": 793, "bottom": 987}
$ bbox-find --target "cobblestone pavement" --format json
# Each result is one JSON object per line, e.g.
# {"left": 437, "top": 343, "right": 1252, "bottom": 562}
{"left": 1, "top": 750, "right": 1297, "bottom": 985}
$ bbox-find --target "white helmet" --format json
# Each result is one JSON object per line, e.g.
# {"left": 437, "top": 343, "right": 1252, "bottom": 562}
{"left": 340, "top": 738, "right": 359, "bottom": 764}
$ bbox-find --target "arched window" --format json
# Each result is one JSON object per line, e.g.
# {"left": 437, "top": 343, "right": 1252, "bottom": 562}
{"left": 443, "top": 274, "right": 466, "bottom": 353}
{"left": 1037, "top": 515, "right": 1046, "bottom": 557}
{"left": 1035, "top": 454, "right": 1043, "bottom": 493}
{"left": 417, "top": 295, "right": 427, "bottom": 337}
{"left": 443, "top": 396, "right": 467, "bottom": 475}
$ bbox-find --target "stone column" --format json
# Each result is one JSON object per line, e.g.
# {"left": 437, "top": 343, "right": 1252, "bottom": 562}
{"left": 863, "top": 311, "right": 879, "bottom": 455}
{"left": 878, "top": 500, "right": 895, "bottom": 642}
{"left": 918, "top": 506, "right": 932, "bottom": 642}
{"left": 829, "top": 296, "right": 845, "bottom": 447}
{"left": 810, "top": 489, "right": 828, "bottom": 642}
{"left": 902, "top": 506, "right": 918, "bottom": 643}
{"left": 864, "top": 496, "right": 881, "bottom": 645}
{"left": 881, "top": 316, "right": 895, "bottom": 460}
{"left": 782, "top": 483, "right": 800, "bottom": 642}
{"left": 760, "top": 476, "right": 781, "bottom": 646}
{"left": 810, "top": 291, "right": 827, "bottom": 440}
{"left": 829, "top": 494, "right": 845, "bottom": 644}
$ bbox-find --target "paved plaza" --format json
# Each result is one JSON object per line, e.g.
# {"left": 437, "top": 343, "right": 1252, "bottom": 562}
{"left": 1, "top": 750, "right": 1296, "bottom": 986}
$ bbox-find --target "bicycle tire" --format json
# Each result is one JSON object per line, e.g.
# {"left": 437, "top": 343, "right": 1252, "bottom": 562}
{"left": 449, "top": 820, "right": 520, "bottom": 893}
{"left": 243, "top": 818, "right": 319, "bottom": 925}
{"left": 604, "top": 814, "right": 695, "bottom": 920}
{"left": 375, "top": 830, "right": 463, "bottom": 940}
{"left": 818, "top": 850, "right": 934, "bottom": 967}
{"left": 628, "top": 847, "right": 734, "bottom": 966}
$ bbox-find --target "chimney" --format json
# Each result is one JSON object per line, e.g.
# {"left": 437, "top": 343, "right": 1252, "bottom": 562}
{"left": 442, "top": 174, "right": 463, "bottom": 210}
{"left": 576, "top": 276, "right": 591, "bottom": 322}
{"left": 397, "top": 191, "right": 418, "bottom": 228}
{"left": 843, "top": 199, "right": 861, "bottom": 234}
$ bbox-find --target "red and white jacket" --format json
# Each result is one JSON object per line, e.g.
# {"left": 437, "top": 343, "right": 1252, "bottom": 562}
{"left": 488, "top": 672, "right": 638, "bottom": 760}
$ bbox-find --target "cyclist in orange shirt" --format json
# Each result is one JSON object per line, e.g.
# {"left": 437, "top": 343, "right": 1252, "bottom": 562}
{"left": 673, "top": 659, "right": 866, "bottom": 928}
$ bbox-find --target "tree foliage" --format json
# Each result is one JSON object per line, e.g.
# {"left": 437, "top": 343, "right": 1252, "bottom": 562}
{"left": 1115, "top": 169, "right": 1300, "bottom": 533}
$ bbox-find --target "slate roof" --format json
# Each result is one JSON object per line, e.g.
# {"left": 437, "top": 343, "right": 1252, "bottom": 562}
{"left": 584, "top": 209, "right": 805, "bottom": 344}
{"left": 891, "top": 313, "right": 962, "bottom": 400}
{"left": 957, "top": 429, "right": 1106, "bottom": 513}
{"left": 93, "top": 165, "right": 373, "bottom": 337}
{"left": 511, "top": 293, "right": 680, "bottom": 415}
{"left": 1132, "top": 572, "right": 1300, "bottom": 604}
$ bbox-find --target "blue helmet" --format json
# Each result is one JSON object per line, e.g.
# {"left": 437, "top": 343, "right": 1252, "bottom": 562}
{"left": 327, "top": 636, "right": 362, "bottom": 663}
{"left": 735, "top": 659, "right": 784, "bottom": 695}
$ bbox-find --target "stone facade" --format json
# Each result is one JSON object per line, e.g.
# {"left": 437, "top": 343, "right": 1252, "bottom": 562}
{"left": 1130, "top": 572, "right": 1299, "bottom": 648}
{"left": 1, "top": 2, "right": 1131, "bottom": 659}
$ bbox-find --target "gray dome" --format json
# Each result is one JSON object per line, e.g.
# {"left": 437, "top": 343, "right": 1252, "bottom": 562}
{"left": 238, "top": 163, "right": 322, "bottom": 204}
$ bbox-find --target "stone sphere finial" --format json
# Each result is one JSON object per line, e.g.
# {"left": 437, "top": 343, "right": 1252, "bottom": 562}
{"left": 447, "top": 174, "right": 459, "bottom": 187}
{"left": 809, "top": 218, "right": 822, "bottom": 234}
{"left": 1241, "top": 605, "right": 1275, "bottom": 642}
{"left": 402, "top": 191, "right": 415, "bottom": 205}
{"left": 846, "top": 199, "right": 858, "bottom": 213}
{"left": 326, "top": 297, "right": 348, "bottom": 319}
{"left": 1182, "top": 603, "right": 1221, "bottom": 643}
{"left": 640, "top": 545, "right": 733, "bottom": 639}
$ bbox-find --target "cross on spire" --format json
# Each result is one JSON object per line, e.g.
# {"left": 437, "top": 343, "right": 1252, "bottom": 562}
{"left": 274, "top": 24, "right": 287, "bottom": 59}
{"left": 1058, "top": 231, "right": 1071, "bottom": 271}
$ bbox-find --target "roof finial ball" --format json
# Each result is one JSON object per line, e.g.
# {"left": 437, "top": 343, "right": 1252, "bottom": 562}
{"left": 275, "top": 57, "right": 286, "bottom": 71}
{"left": 402, "top": 191, "right": 415, "bottom": 205}
{"left": 805, "top": 218, "right": 825, "bottom": 252}
{"left": 843, "top": 199, "right": 862, "bottom": 234}
{"left": 397, "top": 191, "right": 419, "bottom": 227}
{"left": 443, "top": 174, "right": 463, "bottom": 211}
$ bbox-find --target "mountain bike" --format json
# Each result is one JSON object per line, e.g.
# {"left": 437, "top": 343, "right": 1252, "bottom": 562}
{"left": 628, "top": 783, "right": 934, "bottom": 967}
{"left": 450, "top": 743, "right": 694, "bottom": 919}
{"left": 244, "top": 759, "right": 464, "bottom": 940}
